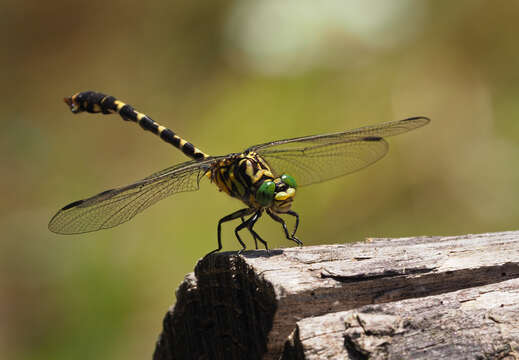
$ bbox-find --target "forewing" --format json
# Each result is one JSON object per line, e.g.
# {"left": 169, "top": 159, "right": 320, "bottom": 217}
{"left": 48, "top": 159, "right": 216, "bottom": 234}
{"left": 248, "top": 117, "right": 429, "bottom": 152}
{"left": 258, "top": 138, "right": 389, "bottom": 186}
{"left": 250, "top": 117, "right": 429, "bottom": 186}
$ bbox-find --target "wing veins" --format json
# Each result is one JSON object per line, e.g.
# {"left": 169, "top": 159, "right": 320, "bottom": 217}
{"left": 99, "top": 176, "right": 173, "bottom": 230}
{"left": 49, "top": 158, "right": 217, "bottom": 234}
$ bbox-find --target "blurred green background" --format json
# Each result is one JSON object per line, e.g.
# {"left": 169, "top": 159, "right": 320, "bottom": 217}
{"left": 2, "top": 0, "right": 519, "bottom": 359}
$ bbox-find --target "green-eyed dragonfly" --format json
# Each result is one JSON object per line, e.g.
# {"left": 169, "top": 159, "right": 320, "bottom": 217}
{"left": 49, "top": 91, "right": 429, "bottom": 255}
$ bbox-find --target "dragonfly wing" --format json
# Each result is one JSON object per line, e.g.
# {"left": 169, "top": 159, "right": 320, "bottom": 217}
{"left": 258, "top": 137, "right": 389, "bottom": 186}
{"left": 48, "top": 158, "right": 216, "bottom": 234}
{"left": 250, "top": 117, "right": 429, "bottom": 186}
{"left": 249, "top": 117, "right": 429, "bottom": 151}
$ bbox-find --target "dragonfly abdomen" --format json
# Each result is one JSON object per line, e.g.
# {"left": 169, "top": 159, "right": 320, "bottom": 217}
{"left": 64, "top": 91, "right": 209, "bottom": 161}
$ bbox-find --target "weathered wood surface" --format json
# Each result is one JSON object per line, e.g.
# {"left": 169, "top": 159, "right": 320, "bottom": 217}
{"left": 282, "top": 278, "right": 519, "bottom": 359}
{"left": 153, "top": 231, "right": 519, "bottom": 360}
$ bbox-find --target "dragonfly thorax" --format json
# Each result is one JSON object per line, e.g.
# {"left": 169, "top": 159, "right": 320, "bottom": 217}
{"left": 209, "top": 153, "right": 297, "bottom": 212}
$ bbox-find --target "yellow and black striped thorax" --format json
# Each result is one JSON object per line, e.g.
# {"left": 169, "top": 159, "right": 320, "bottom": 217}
{"left": 210, "top": 152, "right": 277, "bottom": 208}
{"left": 65, "top": 91, "right": 209, "bottom": 161}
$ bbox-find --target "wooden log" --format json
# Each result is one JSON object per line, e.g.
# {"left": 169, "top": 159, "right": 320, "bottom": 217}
{"left": 153, "top": 231, "right": 519, "bottom": 359}
{"left": 282, "top": 278, "right": 519, "bottom": 359}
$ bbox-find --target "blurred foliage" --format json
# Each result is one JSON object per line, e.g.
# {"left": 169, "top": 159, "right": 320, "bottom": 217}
{"left": 2, "top": 1, "right": 519, "bottom": 359}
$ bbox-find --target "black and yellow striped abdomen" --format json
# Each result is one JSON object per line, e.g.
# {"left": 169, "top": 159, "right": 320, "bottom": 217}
{"left": 65, "top": 91, "right": 209, "bottom": 161}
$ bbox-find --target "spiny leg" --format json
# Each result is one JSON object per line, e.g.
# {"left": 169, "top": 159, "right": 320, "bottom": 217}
{"left": 241, "top": 213, "right": 263, "bottom": 250}
{"left": 267, "top": 209, "right": 303, "bottom": 247}
{"left": 234, "top": 213, "right": 259, "bottom": 254}
{"left": 206, "top": 208, "right": 255, "bottom": 257}
{"left": 241, "top": 216, "right": 258, "bottom": 249}
{"left": 286, "top": 210, "right": 300, "bottom": 238}
{"left": 245, "top": 211, "right": 270, "bottom": 251}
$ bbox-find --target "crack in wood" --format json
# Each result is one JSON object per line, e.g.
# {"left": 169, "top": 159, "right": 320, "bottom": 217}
{"left": 321, "top": 266, "right": 434, "bottom": 282}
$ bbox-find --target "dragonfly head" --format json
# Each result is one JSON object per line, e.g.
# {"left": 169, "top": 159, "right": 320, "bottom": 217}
{"left": 256, "top": 174, "right": 297, "bottom": 212}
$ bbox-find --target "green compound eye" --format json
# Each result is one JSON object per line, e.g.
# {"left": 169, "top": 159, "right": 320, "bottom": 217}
{"left": 256, "top": 181, "right": 275, "bottom": 206}
{"left": 281, "top": 174, "right": 297, "bottom": 189}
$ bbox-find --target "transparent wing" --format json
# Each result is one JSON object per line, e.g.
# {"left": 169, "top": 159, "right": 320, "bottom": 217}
{"left": 48, "top": 158, "right": 218, "bottom": 234}
{"left": 248, "top": 117, "right": 429, "bottom": 186}
{"left": 258, "top": 138, "right": 389, "bottom": 186}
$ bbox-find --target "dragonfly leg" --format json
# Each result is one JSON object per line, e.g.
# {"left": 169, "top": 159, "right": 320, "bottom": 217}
{"left": 267, "top": 209, "right": 303, "bottom": 247}
{"left": 286, "top": 210, "right": 300, "bottom": 238}
{"left": 242, "top": 212, "right": 265, "bottom": 250}
{"left": 234, "top": 220, "right": 250, "bottom": 254}
{"left": 236, "top": 211, "right": 267, "bottom": 254}
{"left": 241, "top": 216, "right": 258, "bottom": 249}
{"left": 246, "top": 211, "right": 269, "bottom": 251}
{"left": 206, "top": 208, "right": 255, "bottom": 257}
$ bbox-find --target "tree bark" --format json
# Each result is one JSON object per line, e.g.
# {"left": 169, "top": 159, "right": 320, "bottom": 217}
{"left": 153, "top": 231, "right": 519, "bottom": 359}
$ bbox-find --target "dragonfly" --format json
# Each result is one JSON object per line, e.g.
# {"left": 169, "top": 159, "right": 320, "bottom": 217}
{"left": 48, "top": 91, "right": 430, "bottom": 255}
